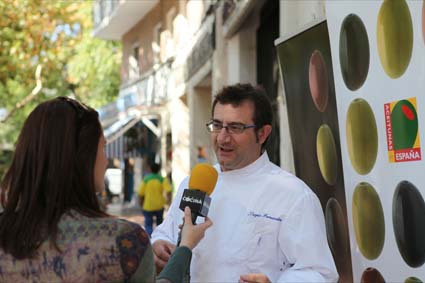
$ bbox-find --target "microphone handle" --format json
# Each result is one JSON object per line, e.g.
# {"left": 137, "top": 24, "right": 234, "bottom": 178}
{"left": 190, "top": 212, "right": 197, "bottom": 225}
{"left": 177, "top": 229, "right": 182, "bottom": 247}
{"left": 177, "top": 212, "right": 198, "bottom": 247}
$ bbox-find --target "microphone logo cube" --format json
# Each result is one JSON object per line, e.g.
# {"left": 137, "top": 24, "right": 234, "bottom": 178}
{"left": 179, "top": 189, "right": 211, "bottom": 218}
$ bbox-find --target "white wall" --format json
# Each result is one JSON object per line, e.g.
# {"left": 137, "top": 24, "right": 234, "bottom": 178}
{"left": 212, "top": 3, "right": 228, "bottom": 95}
{"left": 187, "top": 58, "right": 213, "bottom": 168}
{"left": 189, "top": 85, "right": 212, "bottom": 167}
{"left": 170, "top": 97, "right": 190, "bottom": 189}
{"left": 280, "top": 0, "right": 326, "bottom": 36}
{"left": 226, "top": 11, "right": 259, "bottom": 85}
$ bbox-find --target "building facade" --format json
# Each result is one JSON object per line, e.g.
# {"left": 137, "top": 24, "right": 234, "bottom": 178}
{"left": 93, "top": 0, "right": 326, "bottom": 188}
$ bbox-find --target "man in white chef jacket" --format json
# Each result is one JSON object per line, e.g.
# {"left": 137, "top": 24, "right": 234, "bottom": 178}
{"left": 151, "top": 83, "right": 338, "bottom": 283}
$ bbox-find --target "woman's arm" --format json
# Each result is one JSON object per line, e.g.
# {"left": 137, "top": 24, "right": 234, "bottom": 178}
{"left": 156, "top": 207, "right": 212, "bottom": 283}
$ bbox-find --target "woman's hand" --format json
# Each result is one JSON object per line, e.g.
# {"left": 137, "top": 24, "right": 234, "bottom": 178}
{"left": 152, "top": 240, "right": 176, "bottom": 273}
{"left": 179, "top": 206, "right": 213, "bottom": 250}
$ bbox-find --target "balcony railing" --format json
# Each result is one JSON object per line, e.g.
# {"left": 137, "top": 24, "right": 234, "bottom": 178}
{"left": 92, "top": 0, "right": 158, "bottom": 40}
{"left": 98, "top": 60, "right": 173, "bottom": 127}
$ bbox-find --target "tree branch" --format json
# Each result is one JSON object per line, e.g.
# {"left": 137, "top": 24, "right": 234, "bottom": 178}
{"left": 0, "top": 64, "right": 43, "bottom": 123}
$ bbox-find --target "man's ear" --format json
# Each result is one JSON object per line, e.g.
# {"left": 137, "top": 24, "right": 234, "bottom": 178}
{"left": 258, "top": 124, "right": 272, "bottom": 145}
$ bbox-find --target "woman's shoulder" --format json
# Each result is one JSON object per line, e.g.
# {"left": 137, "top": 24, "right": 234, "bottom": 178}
{"left": 113, "top": 218, "right": 151, "bottom": 248}
{"left": 60, "top": 212, "right": 152, "bottom": 279}
{"left": 60, "top": 212, "right": 149, "bottom": 244}
{"left": 107, "top": 218, "right": 152, "bottom": 279}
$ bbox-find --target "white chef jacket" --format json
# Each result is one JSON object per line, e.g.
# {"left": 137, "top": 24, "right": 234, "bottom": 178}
{"left": 152, "top": 152, "right": 338, "bottom": 282}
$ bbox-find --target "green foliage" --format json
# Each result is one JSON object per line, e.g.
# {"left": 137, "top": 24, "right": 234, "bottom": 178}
{"left": 0, "top": 0, "right": 121, "bottom": 147}
{"left": 0, "top": 0, "right": 121, "bottom": 177}
{"left": 66, "top": 2, "right": 121, "bottom": 108}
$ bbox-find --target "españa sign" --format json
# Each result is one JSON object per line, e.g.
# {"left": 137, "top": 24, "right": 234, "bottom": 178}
{"left": 384, "top": 97, "right": 421, "bottom": 163}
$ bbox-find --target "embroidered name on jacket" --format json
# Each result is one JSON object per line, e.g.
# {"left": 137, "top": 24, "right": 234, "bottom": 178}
{"left": 248, "top": 211, "right": 283, "bottom": 222}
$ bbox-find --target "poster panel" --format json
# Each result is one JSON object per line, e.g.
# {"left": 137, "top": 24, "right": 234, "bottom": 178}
{"left": 276, "top": 20, "right": 353, "bottom": 282}
{"left": 326, "top": 0, "right": 425, "bottom": 281}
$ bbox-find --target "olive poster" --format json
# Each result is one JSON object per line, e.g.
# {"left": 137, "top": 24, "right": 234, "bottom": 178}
{"left": 326, "top": 0, "right": 425, "bottom": 282}
{"left": 275, "top": 20, "right": 353, "bottom": 282}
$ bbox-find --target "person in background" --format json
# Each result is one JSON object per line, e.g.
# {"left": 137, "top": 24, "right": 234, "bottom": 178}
{"left": 151, "top": 84, "right": 338, "bottom": 282}
{"left": 197, "top": 146, "right": 208, "bottom": 163}
{"left": 0, "top": 97, "right": 212, "bottom": 282}
{"left": 138, "top": 162, "right": 172, "bottom": 236}
{"left": 123, "top": 158, "right": 134, "bottom": 204}
{"left": 104, "top": 174, "right": 113, "bottom": 203}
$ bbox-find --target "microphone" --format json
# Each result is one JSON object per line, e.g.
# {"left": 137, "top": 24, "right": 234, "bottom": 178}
{"left": 177, "top": 163, "right": 218, "bottom": 245}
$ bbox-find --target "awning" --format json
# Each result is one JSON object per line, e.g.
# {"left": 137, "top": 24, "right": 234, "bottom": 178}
{"left": 102, "top": 112, "right": 163, "bottom": 159}
{"left": 104, "top": 114, "right": 139, "bottom": 143}
{"left": 98, "top": 88, "right": 162, "bottom": 159}
{"left": 105, "top": 135, "right": 145, "bottom": 159}
{"left": 103, "top": 115, "right": 141, "bottom": 159}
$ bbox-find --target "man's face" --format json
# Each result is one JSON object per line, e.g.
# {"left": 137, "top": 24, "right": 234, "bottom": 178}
{"left": 211, "top": 101, "right": 271, "bottom": 172}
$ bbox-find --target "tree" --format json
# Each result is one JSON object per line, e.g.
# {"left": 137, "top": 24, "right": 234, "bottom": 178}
{"left": 66, "top": 2, "right": 121, "bottom": 108}
{"left": 0, "top": 0, "right": 121, "bottom": 176}
{"left": 0, "top": 0, "right": 121, "bottom": 141}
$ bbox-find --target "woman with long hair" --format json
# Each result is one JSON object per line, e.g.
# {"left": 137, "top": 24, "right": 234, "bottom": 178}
{"left": 0, "top": 97, "right": 211, "bottom": 282}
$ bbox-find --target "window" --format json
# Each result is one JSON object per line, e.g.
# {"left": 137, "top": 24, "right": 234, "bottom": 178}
{"left": 166, "top": 7, "right": 176, "bottom": 34}
{"left": 129, "top": 43, "right": 140, "bottom": 79}
{"left": 152, "top": 23, "right": 162, "bottom": 65}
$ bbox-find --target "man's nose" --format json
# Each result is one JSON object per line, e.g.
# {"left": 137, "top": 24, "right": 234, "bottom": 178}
{"left": 217, "top": 127, "right": 231, "bottom": 142}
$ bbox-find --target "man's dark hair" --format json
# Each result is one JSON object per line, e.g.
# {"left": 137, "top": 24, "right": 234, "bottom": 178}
{"left": 150, "top": 163, "right": 161, "bottom": 174}
{"left": 212, "top": 83, "right": 273, "bottom": 148}
{"left": 0, "top": 97, "right": 107, "bottom": 259}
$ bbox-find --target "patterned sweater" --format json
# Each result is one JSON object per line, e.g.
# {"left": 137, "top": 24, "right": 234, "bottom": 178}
{"left": 0, "top": 211, "right": 191, "bottom": 283}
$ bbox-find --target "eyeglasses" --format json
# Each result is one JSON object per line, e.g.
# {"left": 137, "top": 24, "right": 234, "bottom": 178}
{"left": 206, "top": 120, "right": 256, "bottom": 134}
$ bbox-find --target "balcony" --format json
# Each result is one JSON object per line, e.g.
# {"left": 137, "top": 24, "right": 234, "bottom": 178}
{"left": 93, "top": 0, "right": 158, "bottom": 40}
{"left": 98, "top": 60, "right": 173, "bottom": 128}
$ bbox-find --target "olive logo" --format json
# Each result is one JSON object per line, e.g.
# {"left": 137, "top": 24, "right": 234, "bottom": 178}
{"left": 391, "top": 100, "right": 418, "bottom": 150}
{"left": 377, "top": 0, "right": 413, "bottom": 78}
